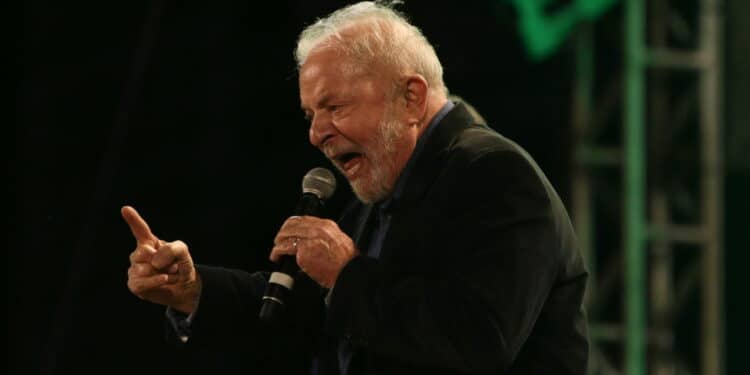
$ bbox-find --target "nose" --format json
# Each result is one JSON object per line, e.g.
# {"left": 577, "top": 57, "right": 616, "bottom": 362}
{"left": 309, "top": 112, "right": 335, "bottom": 147}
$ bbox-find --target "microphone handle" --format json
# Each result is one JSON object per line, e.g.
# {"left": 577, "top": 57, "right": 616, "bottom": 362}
{"left": 293, "top": 192, "right": 324, "bottom": 216}
{"left": 259, "top": 193, "right": 324, "bottom": 321}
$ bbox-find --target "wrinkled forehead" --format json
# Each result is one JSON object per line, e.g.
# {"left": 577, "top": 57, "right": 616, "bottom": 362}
{"left": 300, "top": 46, "right": 346, "bottom": 75}
{"left": 298, "top": 45, "right": 386, "bottom": 102}
{"left": 299, "top": 48, "right": 358, "bottom": 91}
{"left": 297, "top": 50, "right": 354, "bottom": 108}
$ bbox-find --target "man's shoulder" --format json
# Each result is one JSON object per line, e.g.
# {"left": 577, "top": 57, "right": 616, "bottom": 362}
{"left": 446, "top": 123, "right": 537, "bottom": 170}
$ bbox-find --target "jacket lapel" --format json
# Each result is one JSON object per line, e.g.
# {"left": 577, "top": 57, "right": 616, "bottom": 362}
{"left": 377, "top": 102, "right": 480, "bottom": 265}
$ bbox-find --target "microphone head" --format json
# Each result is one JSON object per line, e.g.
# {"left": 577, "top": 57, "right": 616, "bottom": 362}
{"left": 302, "top": 167, "right": 336, "bottom": 200}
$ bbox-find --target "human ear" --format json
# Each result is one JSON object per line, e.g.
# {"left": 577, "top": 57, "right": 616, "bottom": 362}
{"left": 403, "top": 75, "right": 428, "bottom": 125}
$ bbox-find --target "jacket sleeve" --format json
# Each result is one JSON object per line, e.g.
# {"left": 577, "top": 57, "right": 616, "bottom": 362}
{"left": 166, "top": 264, "right": 326, "bottom": 373}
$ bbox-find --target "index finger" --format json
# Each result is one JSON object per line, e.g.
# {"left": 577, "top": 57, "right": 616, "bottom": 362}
{"left": 121, "top": 205, "right": 159, "bottom": 245}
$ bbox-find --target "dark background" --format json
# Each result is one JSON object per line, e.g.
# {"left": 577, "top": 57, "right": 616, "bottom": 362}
{"left": 12, "top": 0, "right": 748, "bottom": 374}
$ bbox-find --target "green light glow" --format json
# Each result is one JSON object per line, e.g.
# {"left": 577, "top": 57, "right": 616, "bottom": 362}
{"left": 507, "top": 0, "right": 618, "bottom": 61}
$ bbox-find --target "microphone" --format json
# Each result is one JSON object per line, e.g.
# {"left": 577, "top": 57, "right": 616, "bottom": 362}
{"left": 259, "top": 167, "right": 337, "bottom": 321}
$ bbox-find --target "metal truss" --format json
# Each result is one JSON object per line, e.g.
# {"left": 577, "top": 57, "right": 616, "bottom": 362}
{"left": 570, "top": 0, "right": 724, "bottom": 374}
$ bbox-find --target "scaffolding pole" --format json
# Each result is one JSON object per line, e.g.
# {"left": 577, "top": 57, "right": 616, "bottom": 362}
{"left": 698, "top": 0, "right": 724, "bottom": 373}
{"left": 623, "top": 0, "right": 647, "bottom": 374}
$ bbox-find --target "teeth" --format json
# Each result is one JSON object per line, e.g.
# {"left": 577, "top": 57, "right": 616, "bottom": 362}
{"left": 340, "top": 154, "right": 362, "bottom": 176}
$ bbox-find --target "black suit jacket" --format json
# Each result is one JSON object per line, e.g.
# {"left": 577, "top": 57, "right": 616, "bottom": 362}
{"left": 174, "top": 103, "right": 589, "bottom": 374}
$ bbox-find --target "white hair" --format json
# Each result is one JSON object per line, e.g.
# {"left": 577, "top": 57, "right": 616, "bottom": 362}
{"left": 295, "top": 1, "right": 448, "bottom": 97}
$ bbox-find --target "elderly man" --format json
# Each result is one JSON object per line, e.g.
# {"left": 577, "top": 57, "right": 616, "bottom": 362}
{"left": 124, "top": 2, "right": 589, "bottom": 374}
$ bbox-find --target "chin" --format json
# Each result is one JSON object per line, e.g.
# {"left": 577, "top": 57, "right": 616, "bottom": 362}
{"left": 350, "top": 174, "right": 393, "bottom": 204}
{"left": 352, "top": 190, "right": 379, "bottom": 204}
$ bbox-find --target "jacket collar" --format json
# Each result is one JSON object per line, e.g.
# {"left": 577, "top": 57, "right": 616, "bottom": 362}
{"left": 385, "top": 101, "right": 480, "bottom": 213}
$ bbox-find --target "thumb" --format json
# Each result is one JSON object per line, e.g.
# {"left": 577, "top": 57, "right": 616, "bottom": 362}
{"left": 121, "top": 205, "right": 159, "bottom": 245}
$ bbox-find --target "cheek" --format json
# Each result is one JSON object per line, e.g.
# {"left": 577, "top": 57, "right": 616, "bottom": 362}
{"left": 356, "top": 118, "right": 386, "bottom": 147}
{"left": 333, "top": 127, "right": 363, "bottom": 150}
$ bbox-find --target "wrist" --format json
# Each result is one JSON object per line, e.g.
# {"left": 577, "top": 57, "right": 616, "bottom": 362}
{"left": 173, "top": 273, "right": 202, "bottom": 314}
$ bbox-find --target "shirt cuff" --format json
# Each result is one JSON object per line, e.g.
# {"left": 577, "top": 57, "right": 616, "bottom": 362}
{"left": 165, "top": 303, "right": 199, "bottom": 343}
{"left": 324, "top": 286, "right": 334, "bottom": 308}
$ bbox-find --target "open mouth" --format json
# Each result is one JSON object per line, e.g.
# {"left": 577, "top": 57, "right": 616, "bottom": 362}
{"left": 337, "top": 152, "right": 359, "bottom": 165}
{"left": 335, "top": 152, "right": 364, "bottom": 176}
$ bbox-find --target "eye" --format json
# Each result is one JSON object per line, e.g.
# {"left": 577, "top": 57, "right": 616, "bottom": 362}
{"left": 328, "top": 104, "right": 342, "bottom": 114}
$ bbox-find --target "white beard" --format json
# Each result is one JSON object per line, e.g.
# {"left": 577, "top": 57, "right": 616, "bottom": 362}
{"left": 348, "top": 114, "right": 406, "bottom": 204}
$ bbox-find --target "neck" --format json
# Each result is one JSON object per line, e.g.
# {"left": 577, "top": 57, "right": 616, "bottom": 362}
{"left": 416, "top": 93, "right": 448, "bottom": 137}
